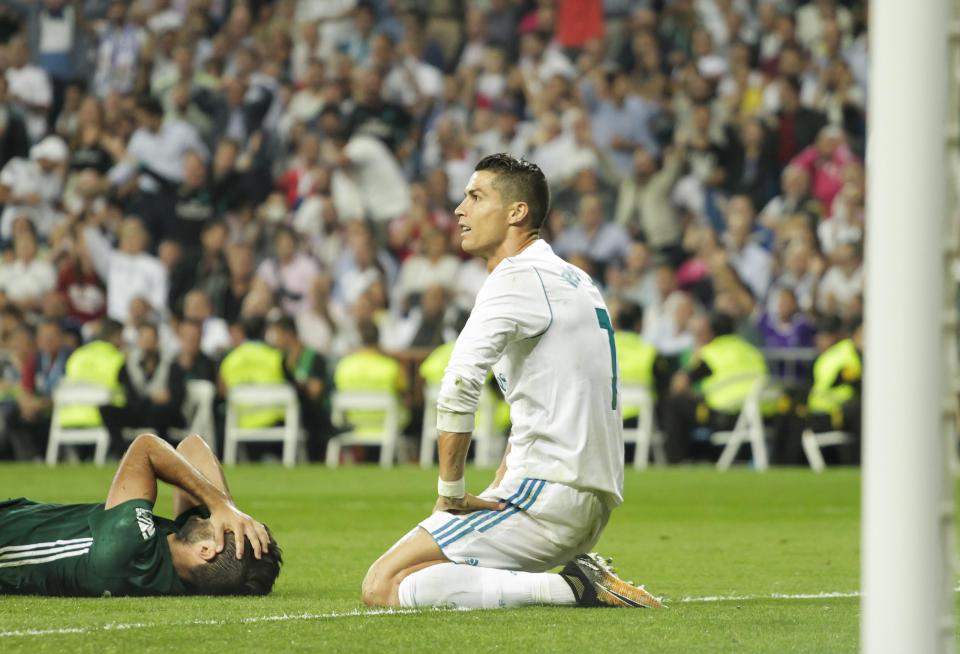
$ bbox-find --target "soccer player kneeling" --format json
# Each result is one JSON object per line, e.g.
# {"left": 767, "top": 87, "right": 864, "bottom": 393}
{"left": 362, "top": 155, "right": 661, "bottom": 610}
{"left": 0, "top": 434, "right": 282, "bottom": 596}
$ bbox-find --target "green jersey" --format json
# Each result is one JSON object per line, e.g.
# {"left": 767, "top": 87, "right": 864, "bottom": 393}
{"left": 0, "top": 497, "right": 191, "bottom": 597}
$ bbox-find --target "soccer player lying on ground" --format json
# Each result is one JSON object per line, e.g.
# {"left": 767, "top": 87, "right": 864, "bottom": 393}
{"left": 0, "top": 433, "right": 282, "bottom": 596}
{"left": 362, "top": 154, "right": 662, "bottom": 610}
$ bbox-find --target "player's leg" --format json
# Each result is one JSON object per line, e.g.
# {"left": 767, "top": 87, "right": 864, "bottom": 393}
{"left": 362, "top": 525, "right": 447, "bottom": 606}
{"left": 362, "top": 524, "right": 577, "bottom": 609}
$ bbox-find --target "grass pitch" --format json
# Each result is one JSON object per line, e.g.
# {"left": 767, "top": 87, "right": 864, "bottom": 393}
{"left": 0, "top": 464, "right": 956, "bottom": 653}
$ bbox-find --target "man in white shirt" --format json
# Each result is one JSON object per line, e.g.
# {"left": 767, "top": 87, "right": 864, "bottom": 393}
{"left": 83, "top": 217, "right": 168, "bottom": 323}
{"left": 362, "top": 154, "right": 661, "bottom": 611}
{"left": 5, "top": 36, "right": 52, "bottom": 143}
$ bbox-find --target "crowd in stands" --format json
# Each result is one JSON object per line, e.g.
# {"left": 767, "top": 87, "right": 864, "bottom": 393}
{"left": 0, "top": 0, "right": 867, "bottom": 465}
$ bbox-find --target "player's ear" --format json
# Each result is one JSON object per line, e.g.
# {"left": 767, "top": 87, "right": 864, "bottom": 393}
{"left": 196, "top": 539, "right": 218, "bottom": 562}
{"left": 507, "top": 201, "right": 529, "bottom": 226}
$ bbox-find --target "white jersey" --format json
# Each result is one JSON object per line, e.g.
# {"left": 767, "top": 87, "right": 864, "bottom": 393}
{"left": 437, "top": 240, "right": 624, "bottom": 505}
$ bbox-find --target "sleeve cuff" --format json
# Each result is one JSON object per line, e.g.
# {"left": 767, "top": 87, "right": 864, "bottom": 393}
{"left": 436, "top": 409, "right": 475, "bottom": 433}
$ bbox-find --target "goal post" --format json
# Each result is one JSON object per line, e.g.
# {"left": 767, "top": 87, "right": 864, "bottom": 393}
{"left": 862, "top": 1, "right": 954, "bottom": 652}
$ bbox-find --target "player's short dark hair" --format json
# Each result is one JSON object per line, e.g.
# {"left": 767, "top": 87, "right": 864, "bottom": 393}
{"left": 474, "top": 154, "right": 550, "bottom": 231}
{"left": 710, "top": 312, "right": 736, "bottom": 338}
{"left": 179, "top": 518, "right": 283, "bottom": 596}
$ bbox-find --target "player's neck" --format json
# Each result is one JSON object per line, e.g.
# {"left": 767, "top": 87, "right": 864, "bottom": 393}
{"left": 484, "top": 232, "right": 540, "bottom": 272}
{"left": 167, "top": 534, "right": 192, "bottom": 582}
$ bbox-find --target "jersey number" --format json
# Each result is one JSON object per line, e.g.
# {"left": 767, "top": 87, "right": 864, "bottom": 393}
{"left": 595, "top": 308, "right": 618, "bottom": 410}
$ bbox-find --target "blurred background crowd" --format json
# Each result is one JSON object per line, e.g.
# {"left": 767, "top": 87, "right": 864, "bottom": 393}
{"left": 0, "top": 0, "right": 869, "bottom": 465}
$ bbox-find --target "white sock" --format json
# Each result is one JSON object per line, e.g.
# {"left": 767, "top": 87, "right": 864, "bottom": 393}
{"left": 397, "top": 563, "right": 576, "bottom": 609}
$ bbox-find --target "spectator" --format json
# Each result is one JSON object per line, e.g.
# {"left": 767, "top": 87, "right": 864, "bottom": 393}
{"left": 789, "top": 125, "right": 857, "bottom": 212}
{"left": 332, "top": 320, "right": 407, "bottom": 443}
{"left": 175, "top": 318, "right": 216, "bottom": 383}
{"left": 255, "top": 225, "right": 320, "bottom": 316}
{"left": 581, "top": 68, "right": 660, "bottom": 179}
{"left": 218, "top": 316, "right": 287, "bottom": 452}
{"left": 613, "top": 138, "right": 686, "bottom": 250}
{"left": 91, "top": 1, "right": 144, "bottom": 98}
{"left": 724, "top": 196, "right": 772, "bottom": 300}
{"left": 166, "top": 150, "right": 215, "bottom": 249}
{"left": 67, "top": 96, "right": 122, "bottom": 176}
{"left": 83, "top": 216, "right": 168, "bottom": 323}
{"left": 759, "top": 164, "right": 823, "bottom": 230}
{"left": 0, "top": 223, "right": 56, "bottom": 313}
{"left": 266, "top": 315, "right": 332, "bottom": 462}
{"left": 0, "top": 134, "right": 68, "bottom": 242}
{"left": 817, "top": 241, "right": 863, "bottom": 318}
{"left": 60, "top": 318, "right": 128, "bottom": 457}
{"left": 773, "top": 76, "right": 827, "bottom": 170}
{"left": 56, "top": 224, "right": 106, "bottom": 325}
{"left": 554, "top": 193, "right": 631, "bottom": 274}
{"left": 182, "top": 289, "right": 231, "bottom": 360}
{"left": 122, "top": 321, "right": 186, "bottom": 441}
{"left": 168, "top": 219, "right": 230, "bottom": 317}
{"left": 394, "top": 228, "right": 460, "bottom": 311}
{"left": 4, "top": 320, "right": 68, "bottom": 460}
{"left": 4, "top": 35, "right": 51, "bottom": 144}
{"left": 663, "top": 312, "right": 768, "bottom": 462}
{"left": 758, "top": 287, "right": 815, "bottom": 349}
{"left": 0, "top": 77, "right": 30, "bottom": 170}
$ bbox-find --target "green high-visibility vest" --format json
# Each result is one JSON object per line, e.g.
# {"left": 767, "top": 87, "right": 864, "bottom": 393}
{"left": 698, "top": 334, "right": 768, "bottom": 412}
{"left": 58, "top": 340, "right": 125, "bottom": 428}
{"left": 808, "top": 338, "right": 861, "bottom": 414}
{"left": 615, "top": 331, "right": 657, "bottom": 420}
{"left": 220, "top": 341, "right": 286, "bottom": 428}
{"left": 335, "top": 349, "right": 405, "bottom": 435}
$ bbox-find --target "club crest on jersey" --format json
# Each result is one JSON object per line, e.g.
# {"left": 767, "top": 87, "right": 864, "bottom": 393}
{"left": 561, "top": 266, "right": 582, "bottom": 288}
{"left": 135, "top": 507, "right": 156, "bottom": 540}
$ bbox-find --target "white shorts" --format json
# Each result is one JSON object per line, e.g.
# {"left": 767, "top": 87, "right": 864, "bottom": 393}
{"left": 418, "top": 476, "right": 611, "bottom": 572}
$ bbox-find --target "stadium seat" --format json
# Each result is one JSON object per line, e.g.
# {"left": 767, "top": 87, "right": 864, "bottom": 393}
{"left": 167, "top": 380, "right": 218, "bottom": 453}
{"left": 801, "top": 429, "right": 854, "bottom": 472}
{"left": 620, "top": 383, "right": 666, "bottom": 470}
{"left": 710, "top": 375, "right": 769, "bottom": 471}
{"left": 46, "top": 382, "right": 113, "bottom": 466}
{"left": 327, "top": 390, "right": 402, "bottom": 468}
{"left": 223, "top": 384, "right": 300, "bottom": 467}
{"left": 419, "top": 384, "right": 503, "bottom": 468}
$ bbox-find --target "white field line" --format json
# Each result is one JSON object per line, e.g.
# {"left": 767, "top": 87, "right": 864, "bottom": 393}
{"left": 2, "top": 588, "right": 959, "bottom": 638}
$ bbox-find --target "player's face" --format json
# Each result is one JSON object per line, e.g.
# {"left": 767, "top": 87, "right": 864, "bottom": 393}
{"left": 455, "top": 171, "right": 509, "bottom": 258}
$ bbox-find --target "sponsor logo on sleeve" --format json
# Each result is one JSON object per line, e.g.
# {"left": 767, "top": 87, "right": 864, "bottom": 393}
{"left": 135, "top": 507, "right": 156, "bottom": 540}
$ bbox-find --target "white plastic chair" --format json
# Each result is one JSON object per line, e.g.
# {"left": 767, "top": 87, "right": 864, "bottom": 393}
{"left": 620, "top": 383, "right": 666, "bottom": 470}
{"left": 327, "top": 390, "right": 401, "bottom": 468}
{"left": 46, "top": 382, "right": 113, "bottom": 466}
{"left": 223, "top": 384, "right": 300, "bottom": 467}
{"left": 419, "top": 384, "right": 504, "bottom": 468}
{"left": 710, "top": 374, "right": 769, "bottom": 471}
{"left": 801, "top": 429, "right": 854, "bottom": 472}
{"left": 168, "top": 380, "right": 218, "bottom": 453}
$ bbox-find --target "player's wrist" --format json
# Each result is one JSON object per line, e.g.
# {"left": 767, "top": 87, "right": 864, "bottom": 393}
{"left": 437, "top": 477, "right": 466, "bottom": 499}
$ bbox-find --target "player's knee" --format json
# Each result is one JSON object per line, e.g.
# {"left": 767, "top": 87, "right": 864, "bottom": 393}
{"left": 361, "top": 564, "right": 392, "bottom": 607}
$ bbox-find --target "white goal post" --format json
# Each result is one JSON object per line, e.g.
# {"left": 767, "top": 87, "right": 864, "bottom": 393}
{"left": 862, "top": 1, "right": 955, "bottom": 652}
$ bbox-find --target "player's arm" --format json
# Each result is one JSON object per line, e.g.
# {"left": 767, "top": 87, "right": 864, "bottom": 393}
{"left": 172, "top": 434, "right": 233, "bottom": 517}
{"left": 434, "top": 266, "right": 549, "bottom": 513}
{"left": 105, "top": 433, "right": 269, "bottom": 559}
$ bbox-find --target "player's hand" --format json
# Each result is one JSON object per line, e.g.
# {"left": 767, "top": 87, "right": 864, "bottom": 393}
{"left": 208, "top": 502, "right": 271, "bottom": 560}
{"left": 434, "top": 494, "right": 505, "bottom": 515}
